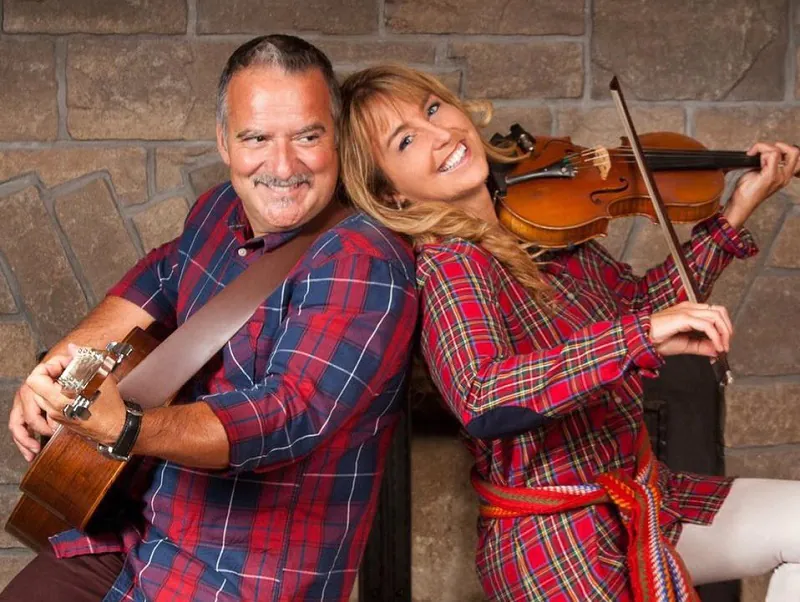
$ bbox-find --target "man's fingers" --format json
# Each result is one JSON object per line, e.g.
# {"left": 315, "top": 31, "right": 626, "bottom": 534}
{"left": 19, "top": 386, "right": 55, "bottom": 436}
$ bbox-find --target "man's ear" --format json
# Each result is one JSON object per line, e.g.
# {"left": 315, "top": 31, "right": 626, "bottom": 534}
{"left": 216, "top": 123, "right": 231, "bottom": 166}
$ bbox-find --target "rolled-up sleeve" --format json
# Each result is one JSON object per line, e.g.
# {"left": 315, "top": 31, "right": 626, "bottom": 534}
{"left": 202, "top": 253, "right": 417, "bottom": 473}
{"left": 106, "top": 239, "right": 181, "bottom": 330}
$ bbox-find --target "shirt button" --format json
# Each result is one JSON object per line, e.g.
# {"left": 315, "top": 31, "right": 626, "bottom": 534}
{"left": 237, "top": 248, "right": 247, "bottom": 257}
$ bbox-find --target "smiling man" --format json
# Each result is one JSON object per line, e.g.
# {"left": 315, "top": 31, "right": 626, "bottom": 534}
{"left": 3, "top": 35, "right": 417, "bottom": 602}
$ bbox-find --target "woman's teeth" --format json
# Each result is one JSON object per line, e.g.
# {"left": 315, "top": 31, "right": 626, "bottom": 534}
{"left": 440, "top": 143, "right": 467, "bottom": 172}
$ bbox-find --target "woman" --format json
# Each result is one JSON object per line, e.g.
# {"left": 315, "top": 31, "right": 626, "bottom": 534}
{"left": 339, "top": 65, "right": 800, "bottom": 602}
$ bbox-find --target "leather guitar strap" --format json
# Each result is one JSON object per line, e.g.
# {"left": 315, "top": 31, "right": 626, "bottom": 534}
{"left": 117, "top": 202, "right": 354, "bottom": 408}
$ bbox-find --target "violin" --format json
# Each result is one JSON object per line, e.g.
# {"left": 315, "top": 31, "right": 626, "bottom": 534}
{"left": 493, "top": 126, "right": 765, "bottom": 249}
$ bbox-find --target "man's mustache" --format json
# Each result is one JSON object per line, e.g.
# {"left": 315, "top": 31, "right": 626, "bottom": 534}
{"left": 252, "top": 174, "right": 312, "bottom": 188}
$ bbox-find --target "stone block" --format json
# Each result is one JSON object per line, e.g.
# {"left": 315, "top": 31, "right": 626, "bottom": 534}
{"left": 0, "top": 40, "right": 57, "bottom": 141}
{"left": 3, "top": 0, "right": 186, "bottom": 33}
{"left": 55, "top": 180, "right": 139, "bottom": 300}
{"left": 725, "top": 447, "right": 800, "bottom": 480}
{"left": 740, "top": 574, "right": 770, "bottom": 602}
{"left": 196, "top": 0, "right": 377, "bottom": 34}
{"left": 0, "top": 386, "right": 28, "bottom": 484}
{"left": 725, "top": 382, "right": 800, "bottom": 447}
{"left": 155, "top": 146, "right": 218, "bottom": 192}
{"left": 483, "top": 107, "right": 552, "bottom": 139}
{"left": 133, "top": 197, "right": 189, "bottom": 252}
{"left": 592, "top": 0, "right": 787, "bottom": 101}
{"left": 449, "top": 43, "right": 582, "bottom": 99}
{"left": 0, "top": 551, "right": 34, "bottom": 590}
{"left": 67, "top": 39, "right": 237, "bottom": 140}
{"left": 411, "top": 436, "right": 483, "bottom": 601}
{"left": 0, "top": 274, "right": 16, "bottom": 313}
{"left": 556, "top": 107, "right": 685, "bottom": 148}
{"left": 621, "top": 219, "right": 693, "bottom": 275}
{"left": 768, "top": 209, "right": 800, "bottom": 268}
{"left": 0, "top": 490, "right": 23, "bottom": 548}
{"left": 188, "top": 162, "right": 229, "bottom": 201}
{"left": 0, "top": 187, "right": 87, "bottom": 347}
{"left": 0, "top": 323, "right": 36, "bottom": 380}
{"left": 601, "top": 218, "right": 635, "bottom": 261}
{"left": 0, "top": 147, "right": 147, "bottom": 206}
{"left": 386, "top": 0, "right": 584, "bottom": 34}
{"left": 694, "top": 107, "right": 800, "bottom": 150}
{"left": 317, "top": 41, "right": 436, "bottom": 65}
{"left": 730, "top": 275, "right": 800, "bottom": 376}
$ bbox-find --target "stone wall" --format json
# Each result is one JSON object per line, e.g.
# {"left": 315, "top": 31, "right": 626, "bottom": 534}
{"left": 0, "top": 1, "right": 798, "bottom": 600}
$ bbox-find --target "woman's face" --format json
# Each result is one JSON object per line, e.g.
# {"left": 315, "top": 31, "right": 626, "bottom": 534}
{"left": 372, "top": 94, "right": 490, "bottom": 211}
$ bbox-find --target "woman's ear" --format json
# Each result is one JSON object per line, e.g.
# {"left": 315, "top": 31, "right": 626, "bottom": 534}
{"left": 382, "top": 193, "right": 405, "bottom": 210}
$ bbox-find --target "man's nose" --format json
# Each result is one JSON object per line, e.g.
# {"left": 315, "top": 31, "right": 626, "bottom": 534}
{"left": 267, "top": 141, "right": 298, "bottom": 178}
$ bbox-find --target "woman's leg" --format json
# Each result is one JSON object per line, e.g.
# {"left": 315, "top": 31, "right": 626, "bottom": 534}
{"left": 675, "top": 478, "right": 800, "bottom": 599}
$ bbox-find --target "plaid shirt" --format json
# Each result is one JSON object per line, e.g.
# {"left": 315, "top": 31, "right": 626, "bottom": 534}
{"left": 50, "top": 183, "right": 417, "bottom": 602}
{"left": 416, "top": 213, "right": 757, "bottom": 602}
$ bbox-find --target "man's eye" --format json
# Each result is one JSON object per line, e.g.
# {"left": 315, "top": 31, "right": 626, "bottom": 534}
{"left": 299, "top": 134, "right": 320, "bottom": 143}
{"left": 399, "top": 134, "right": 413, "bottom": 151}
{"left": 246, "top": 135, "right": 266, "bottom": 143}
{"left": 427, "top": 102, "right": 440, "bottom": 117}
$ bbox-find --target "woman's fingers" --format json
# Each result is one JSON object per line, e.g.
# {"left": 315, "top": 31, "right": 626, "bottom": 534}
{"left": 650, "top": 302, "right": 733, "bottom": 357}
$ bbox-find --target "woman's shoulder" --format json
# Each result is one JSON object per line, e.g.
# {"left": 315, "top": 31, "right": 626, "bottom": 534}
{"left": 416, "top": 239, "right": 499, "bottom": 283}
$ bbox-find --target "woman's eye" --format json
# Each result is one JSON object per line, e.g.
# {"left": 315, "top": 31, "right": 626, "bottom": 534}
{"left": 399, "top": 134, "right": 413, "bottom": 151}
{"left": 427, "top": 102, "right": 440, "bottom": 117}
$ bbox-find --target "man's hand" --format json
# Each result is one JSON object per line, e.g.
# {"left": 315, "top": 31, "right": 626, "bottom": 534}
{"left": 20, "top": 350, "right": 127, "bottom": 452}
{"left": 724, "top": 141, "right": 800, "bottom": 229}
{"left": 649, "top": 302, "right": 733, "bottom": 358}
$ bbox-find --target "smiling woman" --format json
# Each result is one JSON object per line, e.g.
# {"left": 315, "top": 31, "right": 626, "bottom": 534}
{"left": 338, "top": 64, "right": 800, "bottom": 602}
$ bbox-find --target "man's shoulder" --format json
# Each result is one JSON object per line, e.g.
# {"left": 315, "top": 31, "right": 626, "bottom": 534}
{"left": 308, "top": 210, "right": 415, "bottom": 276}
{"left": 187, "top": 181, "right": 238, "bottom": 223}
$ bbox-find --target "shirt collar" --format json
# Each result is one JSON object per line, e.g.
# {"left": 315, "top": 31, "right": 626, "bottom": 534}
{"left": 227, "top": 195, "right": 304, "bottom": 253}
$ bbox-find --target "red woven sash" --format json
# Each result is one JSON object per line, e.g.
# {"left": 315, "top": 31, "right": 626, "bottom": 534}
{"left": 471, "top": 431, "right": 699, "bottom": 602}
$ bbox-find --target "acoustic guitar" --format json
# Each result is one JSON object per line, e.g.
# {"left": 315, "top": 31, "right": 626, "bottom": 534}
{"left": 5, "top": 327, "right": 163, "bottom": 551}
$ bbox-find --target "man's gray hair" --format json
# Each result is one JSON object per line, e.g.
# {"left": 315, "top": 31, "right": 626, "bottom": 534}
{"left": 216, "top": 34, "right": 341, "bottom": 138}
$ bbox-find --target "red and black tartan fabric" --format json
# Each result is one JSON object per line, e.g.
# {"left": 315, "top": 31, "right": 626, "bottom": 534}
{"left": 416, "top": 212, "right": 757, "bottom": 601}
{"left": 473, "top": 429, "right": 699, "bottom": 602}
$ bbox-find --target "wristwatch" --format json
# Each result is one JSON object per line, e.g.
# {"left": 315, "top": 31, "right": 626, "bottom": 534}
{"left": 97, "top": 401, "right": 144, "bottom": 462}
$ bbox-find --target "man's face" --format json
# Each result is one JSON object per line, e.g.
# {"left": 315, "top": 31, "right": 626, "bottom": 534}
{"left": 217, "top": 66, "right": 339, "bottom": 236}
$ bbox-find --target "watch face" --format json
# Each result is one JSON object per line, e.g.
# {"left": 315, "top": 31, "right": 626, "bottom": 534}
{"left": 124, "top": 401, "right": 144, "bottom": 416}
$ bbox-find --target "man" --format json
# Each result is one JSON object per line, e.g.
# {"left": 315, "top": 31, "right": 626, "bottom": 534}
{"left": 3, "top": 35, "right": 417, "bottom": 602}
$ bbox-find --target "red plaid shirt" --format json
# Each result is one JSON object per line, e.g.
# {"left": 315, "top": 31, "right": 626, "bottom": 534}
{"left": 50, "top": 183, "right": 418, "bottom": 602}
{"left": 416, "top": 213, "right": 757, "bottom": 602}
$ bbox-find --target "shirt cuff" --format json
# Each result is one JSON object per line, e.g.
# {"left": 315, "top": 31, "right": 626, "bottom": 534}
{"left": 699, "top": 212, "right": 759, "bottom": 259}
{"left": 622, "top": 313, "right": 663, "bottom": 377}
{"left": 201, "top": 391, "right": 259, "bottom": 473}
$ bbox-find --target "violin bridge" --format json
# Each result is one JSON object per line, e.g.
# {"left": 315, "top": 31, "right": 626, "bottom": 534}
{"left": 591, "top": 146, "right": 612, "bottom": 180}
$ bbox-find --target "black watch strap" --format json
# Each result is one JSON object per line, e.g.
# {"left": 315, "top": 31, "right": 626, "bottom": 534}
{"left": 97, "top": 401, "right": 143, "bottom": 462}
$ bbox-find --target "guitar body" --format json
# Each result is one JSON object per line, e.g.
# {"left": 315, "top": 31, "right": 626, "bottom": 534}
{"left": 5, "top": 327, "right": 163, "bottom": 551}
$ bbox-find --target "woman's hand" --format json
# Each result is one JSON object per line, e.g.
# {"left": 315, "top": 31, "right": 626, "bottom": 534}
{"left": 649, "top": 302, "right": 733, "bottom": 357}
{"left": 724, "top": 141, "right": 800, "bottom": 229}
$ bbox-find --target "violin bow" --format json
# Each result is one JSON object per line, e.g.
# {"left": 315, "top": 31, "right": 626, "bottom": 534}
{"left": 608, "top": 76, "right": 733, "bottom": 388}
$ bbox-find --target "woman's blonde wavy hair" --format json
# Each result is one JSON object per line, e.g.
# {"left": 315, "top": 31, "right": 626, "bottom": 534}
{"left": 339, "top": 64, "right": 548, "bottom": 296}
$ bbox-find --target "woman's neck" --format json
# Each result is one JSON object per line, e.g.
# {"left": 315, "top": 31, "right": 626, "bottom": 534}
{"left": 460, "top": 186, "right": 498, "bottom": 225}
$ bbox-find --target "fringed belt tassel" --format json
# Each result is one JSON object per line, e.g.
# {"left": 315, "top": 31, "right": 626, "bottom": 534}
{"left": 471, "top": 431, "right": 698, "bottom": 602}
